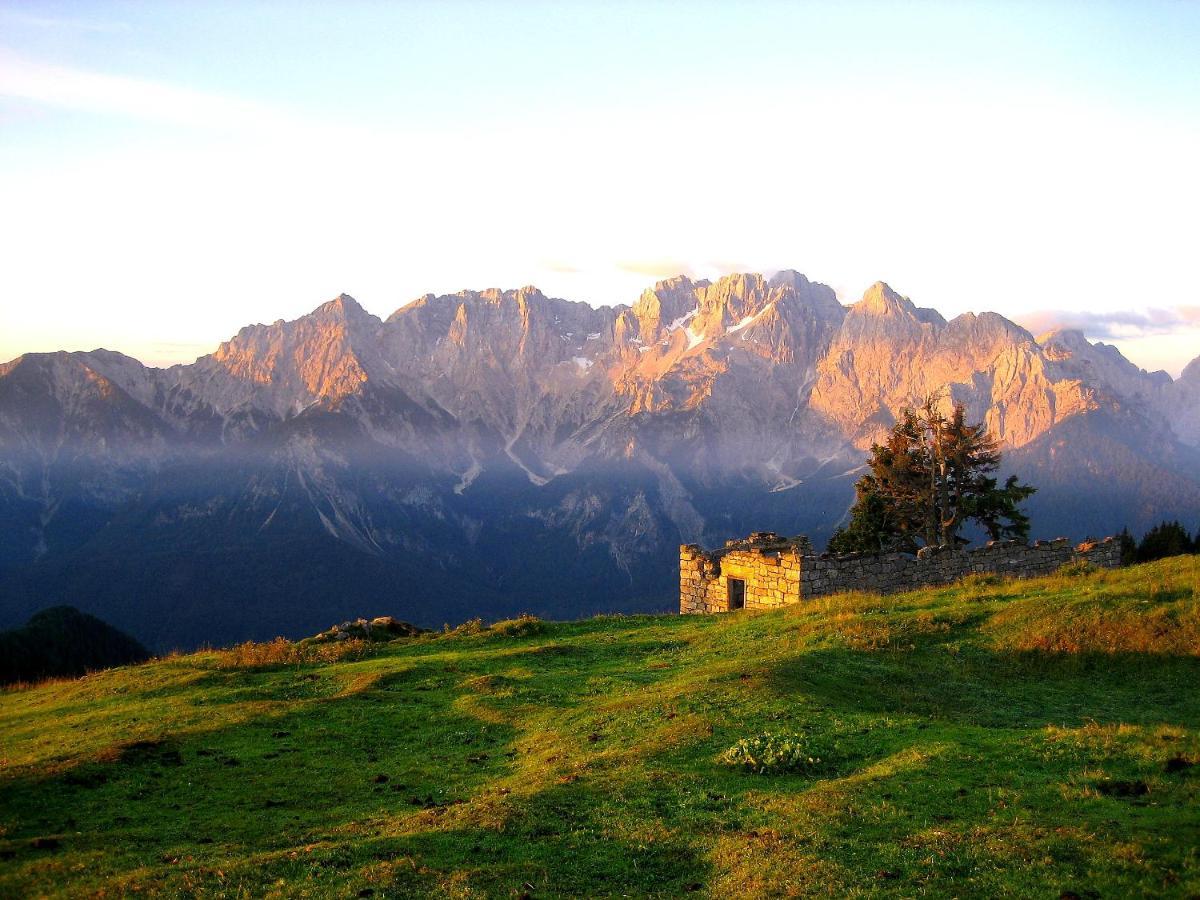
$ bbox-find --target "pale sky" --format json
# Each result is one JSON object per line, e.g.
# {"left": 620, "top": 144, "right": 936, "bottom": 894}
{"left": 2, "top": 1, "right": 1199, "bottom": 374}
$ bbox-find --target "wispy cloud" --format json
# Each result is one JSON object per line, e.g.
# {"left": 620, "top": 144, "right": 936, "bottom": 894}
{"left": 539, "top": 259, "right": 583, "bottom": 274}
{"left": 0, "top": 49, "right": 292, "bottom": 133}
{"left": 616, "top": 258, "right": 698, "bottom": 279}
{"left": 1, "top": 11, "right": 131, "bottom": 33}
{"left": 1017, "top": 306, "right": 1200, "bottom": 340}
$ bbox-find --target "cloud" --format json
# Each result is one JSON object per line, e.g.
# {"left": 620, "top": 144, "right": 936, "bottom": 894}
{"left": 1016, "top": 306, "right": 1200, "bottom": 340}
{"left": 0, "top": 11, "right": 131, "bottom": 33}
{"left": 616, "top": 259, "right": 698, "bottom": 279}
{"left": 0, "top": 49, "right": 292, "bottom": 133}
{"left": 539, "top": 260, "right": 584, "bottom": 274}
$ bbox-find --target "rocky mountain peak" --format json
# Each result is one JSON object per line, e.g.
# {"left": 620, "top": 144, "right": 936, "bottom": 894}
{"left": 768, "top": 268, "right": 808, "bottom": 289}
{"left": 632, "top": 277, "right": 702, "bottom": 341}
{"left": 855, "top": 281, "right": 916, "bottom": 317}
{"left": 185, "top": 294, "right": 387, "bottom": 418}
{"left": 1037, "top": 328, "right": 1089, "bottom": 356}
{"left": 943, "top": 311, "right": 1030, "bottom": 346}
{"left": 326, "top": 292, "right": 361, "bottom": 309}
{"left": 310, "top": 293, "right": 378, "bottom": 327}
{"left": 775, "top": 272, "right": 846, "bottom": 323}
{"left": 5, "top": 267, "right": 1200, "bottom": 654}
{"left": 1180, "top": 355, "right": 1200, "bottom": 383}
{"left": 1036, "top": 328, "right": 1174, "bottom": 408}
{"left": 829, "top": 283, "right": 934, "bottom": 351}
{"left": 699, "top": 272, "right": 769, "bottom": 319}
{"left": 653, "top": 274, "right": 705, "bottom": 292}
{"left": 474, "top": 285, "right": 547, "bottom": 306}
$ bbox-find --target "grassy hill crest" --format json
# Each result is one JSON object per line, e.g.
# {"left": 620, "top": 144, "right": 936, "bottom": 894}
{"left": 2, "top": 558, "right": 1198, "bottom": 897}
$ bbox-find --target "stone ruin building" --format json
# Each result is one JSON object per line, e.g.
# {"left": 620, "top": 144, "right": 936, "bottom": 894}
{"left": 679, "top": 531, "right": 1123, "bottom": 614}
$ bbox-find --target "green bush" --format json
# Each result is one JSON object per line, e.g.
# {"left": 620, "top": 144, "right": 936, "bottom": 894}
{"left": 721, "top": 732, "right": 832, "bottom": 775}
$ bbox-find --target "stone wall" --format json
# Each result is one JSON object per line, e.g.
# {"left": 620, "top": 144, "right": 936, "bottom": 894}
{"left": 679, "top": 532, "right": 809, "bottom": 614}
{"left": 680, "top": 533, "right": 1122, "bottom": 614}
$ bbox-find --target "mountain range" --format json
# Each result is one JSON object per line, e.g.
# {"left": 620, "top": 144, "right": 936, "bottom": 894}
{"left": 2, "top": 270, "right": 1198, "bottom": 649}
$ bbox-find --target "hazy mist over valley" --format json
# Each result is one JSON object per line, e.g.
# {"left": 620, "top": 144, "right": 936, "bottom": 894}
{"left": 3, "top": 271, "right": 1198, "bottom": 650}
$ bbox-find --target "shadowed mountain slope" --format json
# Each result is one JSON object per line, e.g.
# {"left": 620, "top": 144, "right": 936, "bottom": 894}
{"left": 2, "top": 271, "right": 1197, "bottom": 648}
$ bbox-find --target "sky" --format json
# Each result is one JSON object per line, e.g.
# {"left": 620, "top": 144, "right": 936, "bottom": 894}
{"left": 1, "top": 1, "right": 1198, "bottom": 374}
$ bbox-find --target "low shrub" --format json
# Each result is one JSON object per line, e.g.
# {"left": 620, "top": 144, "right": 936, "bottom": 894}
{"left": 721, "top": 732, "right": 833, "bottom": 775}
{"left": 490, "top": 614, "right": 546, "bottom": 638}
{"left": 443, "top": 618, "right": 484, "bottom": 637}
{"left": 1056, "top": 559, "right": 1095, "bottom": 578}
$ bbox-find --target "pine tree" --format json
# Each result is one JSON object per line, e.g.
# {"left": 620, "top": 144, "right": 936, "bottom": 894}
{"left": 1136, "top": 520, "right": 1195, "bottom": 562}
{"left": 830, "top": 397, "right": 1036, "bottom": 554}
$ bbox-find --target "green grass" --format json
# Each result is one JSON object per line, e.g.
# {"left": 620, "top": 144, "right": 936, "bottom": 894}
{"left": 2, "top": 558, "right": 1198, "bottom": 897}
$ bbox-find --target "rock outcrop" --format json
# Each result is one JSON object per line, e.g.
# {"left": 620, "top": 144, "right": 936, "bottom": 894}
{"left": 308, "top": 616, "right": 426, "bottom": 643}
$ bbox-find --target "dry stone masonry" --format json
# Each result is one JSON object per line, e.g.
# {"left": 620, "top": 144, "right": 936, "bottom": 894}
{"left": 680, "top": 531, "right": 1122, "bottom": 614}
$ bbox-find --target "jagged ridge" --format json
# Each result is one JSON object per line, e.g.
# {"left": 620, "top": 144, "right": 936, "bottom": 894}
{"left": 1, "top": 271, "right": 1197, "bottom": 648}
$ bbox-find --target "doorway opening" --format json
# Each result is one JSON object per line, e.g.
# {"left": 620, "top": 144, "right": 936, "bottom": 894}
{"left": 727, "top": 578, "right": 746, "bottom": 611}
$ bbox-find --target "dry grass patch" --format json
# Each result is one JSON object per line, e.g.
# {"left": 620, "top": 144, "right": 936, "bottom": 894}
{"left": 488, "top": 614, "right": 546, "bottom": 638}
{"left": 989, "top": 601, "right": 1200, "bottom": 656}
{"left": 211, "top": 636, "right": 371, "bottom": 670}
{"left": 706, "top": 830, "right": 847, "bottom": 897}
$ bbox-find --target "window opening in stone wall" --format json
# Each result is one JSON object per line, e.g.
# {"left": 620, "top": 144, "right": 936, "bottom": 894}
{"left": 728, "top": 578, "right": 745, "bottom": 610}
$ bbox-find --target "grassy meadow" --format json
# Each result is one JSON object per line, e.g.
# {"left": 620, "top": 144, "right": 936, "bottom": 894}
{"left": 2, "top": 557, "right": 1199, "bottom": 897}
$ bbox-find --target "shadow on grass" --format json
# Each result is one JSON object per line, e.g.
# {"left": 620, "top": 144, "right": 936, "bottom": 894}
{"left": 0, "top": 639, "right": 709, "bottom": 896}
{"left": 0, "top": 659, "right": 510, "bottom": 838}
{"left": 769, "top": 644, "right": 1200, "bottom": 727}
{"left": 261, "top": 781, "right": 711, "bottom": 897}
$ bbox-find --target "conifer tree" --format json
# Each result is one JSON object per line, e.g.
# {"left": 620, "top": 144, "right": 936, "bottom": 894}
{"left": 829, "top": 397, "right": 1036, "bottom": 554}
{"left": 1136, "top": 520, "right": 1195, "bottom": 562}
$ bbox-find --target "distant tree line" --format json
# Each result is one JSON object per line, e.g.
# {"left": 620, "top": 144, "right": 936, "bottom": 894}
{"left": 1117, "top": 521, "right": 1200, "bottom": 565}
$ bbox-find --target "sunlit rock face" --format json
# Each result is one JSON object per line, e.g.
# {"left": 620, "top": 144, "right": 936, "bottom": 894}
{"left": 2, "top": 271, "right": 1198, "bottom": 650}
{"left": 808, "top": 283, "right": 1116, "bottom": 450}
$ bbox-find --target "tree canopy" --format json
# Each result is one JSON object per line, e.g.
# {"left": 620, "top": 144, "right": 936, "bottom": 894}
{"left": 829, "top": 397, "right": 1036, "bottom": 555}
